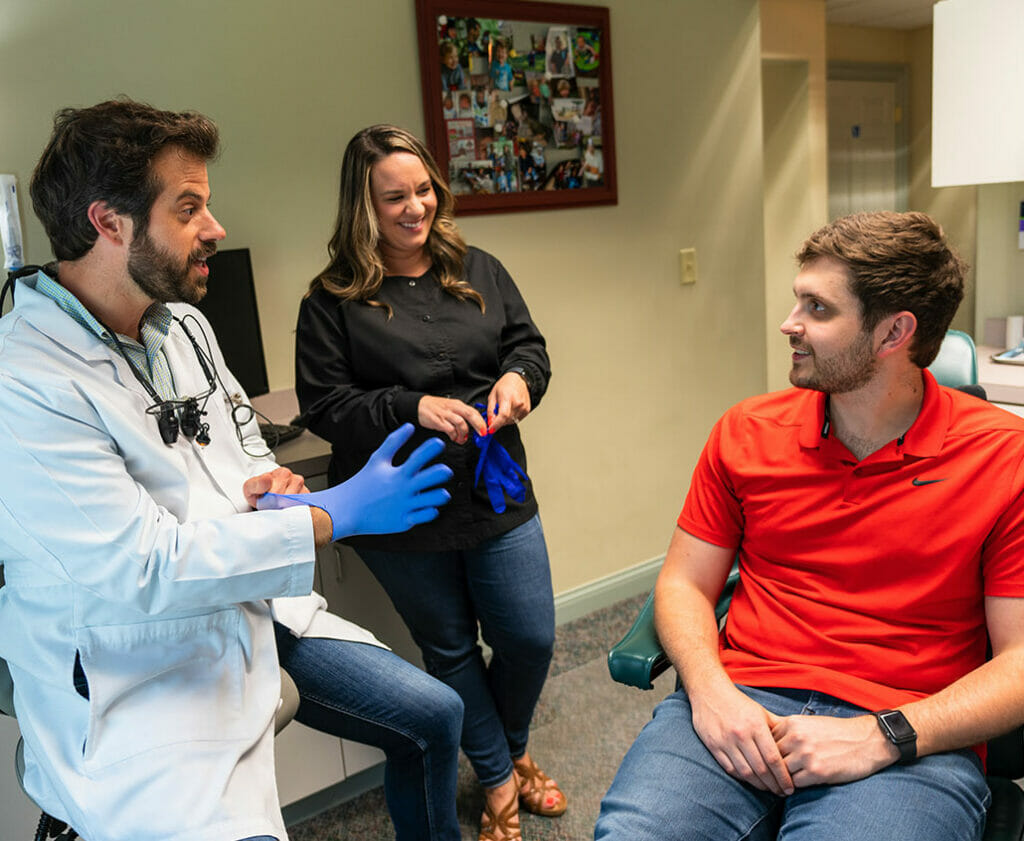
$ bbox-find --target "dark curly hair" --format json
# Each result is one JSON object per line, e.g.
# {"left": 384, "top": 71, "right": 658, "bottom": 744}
{"left": 30, "top": 97, "right": 219, "bottom": 261}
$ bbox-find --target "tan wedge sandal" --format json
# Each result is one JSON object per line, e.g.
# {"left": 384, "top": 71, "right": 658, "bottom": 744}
{"left": 479, "top": 792, "right": 522, "bottom": 841}
{"left": 513, "top": 755, "right": 568, "bottom": 817}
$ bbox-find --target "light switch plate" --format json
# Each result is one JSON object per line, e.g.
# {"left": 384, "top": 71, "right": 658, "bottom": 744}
{"left": 679, "top": 248, "right": 697, "bottom": 285}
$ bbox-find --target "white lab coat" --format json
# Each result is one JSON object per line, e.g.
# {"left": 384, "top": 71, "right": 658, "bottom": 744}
{"left": 0, "top": 274, "right": 383, "bottom": 841}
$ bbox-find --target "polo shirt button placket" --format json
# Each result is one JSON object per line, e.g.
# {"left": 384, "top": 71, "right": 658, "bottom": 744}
{"left": 840, "top": 465, "right": 856, "bottom": 505}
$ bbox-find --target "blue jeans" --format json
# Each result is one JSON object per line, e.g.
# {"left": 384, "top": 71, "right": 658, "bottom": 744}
{"left": 595, "top": 685, "right": 991, "bottom": 841}
{"left": 274, "top": 624, "right": 463, "bottom": 841}
{"left": 358, "top": 514, "right": 555, "bottom": 787}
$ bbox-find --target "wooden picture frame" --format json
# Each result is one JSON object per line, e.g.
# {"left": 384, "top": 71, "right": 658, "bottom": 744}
{"left": 415, "top": 0, "right": 616, "bottom": 215}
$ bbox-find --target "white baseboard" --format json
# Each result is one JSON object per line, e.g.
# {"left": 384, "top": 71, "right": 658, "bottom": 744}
{"left": 554, "top": 555, "right": 664, "bottom": 626}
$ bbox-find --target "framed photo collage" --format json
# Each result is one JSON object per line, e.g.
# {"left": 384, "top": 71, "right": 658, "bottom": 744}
{"left": 416, "top": 0, "right": 616, "bottom": 214}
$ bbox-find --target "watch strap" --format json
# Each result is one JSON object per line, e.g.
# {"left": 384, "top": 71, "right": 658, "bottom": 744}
{"left": 506, "top": 366, "right": 532, "bottom": 392}
{"left": 873, "top": 709, "right": 917, "bottom": 765}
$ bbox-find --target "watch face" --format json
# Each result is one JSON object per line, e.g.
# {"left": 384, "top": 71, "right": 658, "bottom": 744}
{"left": 879, "top": 710, "right": 915, "bottom": 742}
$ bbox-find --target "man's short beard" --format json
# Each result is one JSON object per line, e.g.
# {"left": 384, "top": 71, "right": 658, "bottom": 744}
{"left": 127, "top": 228, "right": 214, "bottom": 305}
{"left": 789, "top": 329, "right": 877, "bottom": 394}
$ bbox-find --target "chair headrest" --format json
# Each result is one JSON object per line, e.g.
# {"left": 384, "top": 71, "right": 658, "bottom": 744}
{"left": 956, "top": 383, "right": 987, "bottom": 401}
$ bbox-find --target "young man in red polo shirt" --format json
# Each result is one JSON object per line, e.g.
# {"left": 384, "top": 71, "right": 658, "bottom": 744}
{"left": 595, "top": 211, "right": 1024, "bottom": 841}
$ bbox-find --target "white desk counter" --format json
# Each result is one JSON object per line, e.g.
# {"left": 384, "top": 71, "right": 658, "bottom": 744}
{"left": 977, "top": 345, "right": 1024, "bottom": 416}
{"left": 250, "top": 390, "right": 331, "bottom": 484}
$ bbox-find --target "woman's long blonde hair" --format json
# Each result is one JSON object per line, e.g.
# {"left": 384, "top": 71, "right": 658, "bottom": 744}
{"left": 308, "top": 124, "right": 483, "bottom": 315}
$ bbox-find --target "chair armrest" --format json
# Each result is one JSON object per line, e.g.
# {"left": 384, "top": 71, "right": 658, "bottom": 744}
{"left": 715, "top": 566, "right": 740, "bottom": 623}
{"left": 987, "top": 725, "right": 1024, "bottom": 781}
{"left": 607, "top": 591, "right": 669, "bottom": 690}
{"left": 606, "top": 563, "right": 741, "bottom": 691}
{"left": 983, "top": 776, "right": 1024, "bottom": 841}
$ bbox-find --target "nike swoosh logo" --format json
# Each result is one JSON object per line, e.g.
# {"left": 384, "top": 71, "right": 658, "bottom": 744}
{"left": 912, "top": 478, "right": 947, "bottom": 486}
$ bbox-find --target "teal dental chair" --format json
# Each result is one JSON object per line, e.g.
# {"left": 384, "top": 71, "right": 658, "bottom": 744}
{"left": 607, "top": 330, "right": 1024, "bottom": 841}
{"left": 929, "top": 328, "right": 978, "bottom": 389}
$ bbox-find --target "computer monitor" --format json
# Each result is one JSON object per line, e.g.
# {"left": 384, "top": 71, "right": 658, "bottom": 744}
{"left": 194, "top": 248, "right": 270, "bottom": 398}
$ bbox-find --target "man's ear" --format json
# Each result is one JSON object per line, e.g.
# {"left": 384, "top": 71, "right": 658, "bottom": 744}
{"left": 86, "top": 201, "right": 131, "bottom": 246}
{"left": 875, "top": 311, "right": 918, "bottom": 358}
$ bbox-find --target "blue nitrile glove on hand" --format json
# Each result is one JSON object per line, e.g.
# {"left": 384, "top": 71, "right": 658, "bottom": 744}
{"left": 472, "top": 403, "right": 529, "bottom": 514}
{"left": 257, "top": 423, "right": 453, "bottom": 541}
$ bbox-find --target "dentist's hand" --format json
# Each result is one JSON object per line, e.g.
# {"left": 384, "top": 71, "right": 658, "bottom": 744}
{"left": 257, "top": 423, "right": 453, "bottom": 541}
{"left": 243, "top": 467, "right": 308, "bottom": 507}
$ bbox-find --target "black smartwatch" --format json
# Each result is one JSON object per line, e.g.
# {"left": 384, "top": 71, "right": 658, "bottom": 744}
{"left": 506, "top": 366, "right": 533, "bottom": 392}
{"left": 873, "top": 709, "right": 917, "bottom": 764}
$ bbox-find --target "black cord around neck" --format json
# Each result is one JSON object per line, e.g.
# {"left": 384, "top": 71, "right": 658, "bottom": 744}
{"left": 7, "top": 265, "right": 271, "bottom": 454}
{"left": 2, "top": 264, "right": 53, "bottom": 314}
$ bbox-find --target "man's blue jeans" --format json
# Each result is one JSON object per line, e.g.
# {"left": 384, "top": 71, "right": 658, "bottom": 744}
{"left": 359, "top": 514, "right": 556, "bottom": 787}
{"left": 274, "top": 624, "right": 463, "bottom": 841}
{"left": 595, "top": 685, "right": 991, "bottom": 841}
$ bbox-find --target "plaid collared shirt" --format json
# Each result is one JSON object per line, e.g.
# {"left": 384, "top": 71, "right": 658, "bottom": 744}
{"left": 35, "top": 269, "right": 178, "bottom": 400}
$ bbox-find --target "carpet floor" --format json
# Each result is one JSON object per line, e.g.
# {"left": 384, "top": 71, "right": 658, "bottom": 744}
{"left": 288, "top": 591, "right": 676, "bottom": 840}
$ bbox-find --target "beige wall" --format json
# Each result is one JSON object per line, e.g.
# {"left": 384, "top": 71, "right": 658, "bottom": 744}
{"left": 759, "top": 0, "right": 829, "bottom": 392}
{"left": 827, "top": 23, "right": 908, "bottom": 63}
{"left": 976, "top": 182, "right": 1024, "bottom": 338}
{"left": 826, "top": 22, "right": 978, "bottom": 335}
{"left": 904, "top": 27, "right": 977, "bottom": 335}
{"left": 0, "top": 0, "right": 768, "bottom": 594}
{"left": 757, "top": 7, "right": 981, "bottom": 387}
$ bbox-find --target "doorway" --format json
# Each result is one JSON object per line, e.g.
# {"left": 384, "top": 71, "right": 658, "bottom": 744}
{"left": 827, "top": 63, "right": 908, "bottom": 219}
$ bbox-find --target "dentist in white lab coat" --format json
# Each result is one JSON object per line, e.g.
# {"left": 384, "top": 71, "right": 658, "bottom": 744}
{"left": 0, "top": 100, "right": 463, "bottom": 841}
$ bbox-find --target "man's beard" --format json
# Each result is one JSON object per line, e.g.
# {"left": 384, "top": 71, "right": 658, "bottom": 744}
{"left": 789, "top": 329, "right": 877, "bottom": 394}
{"left": 127, "top": 230, "right": 216, "bottom": 305}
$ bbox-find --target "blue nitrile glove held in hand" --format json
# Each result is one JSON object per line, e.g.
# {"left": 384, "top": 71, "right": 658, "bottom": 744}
{"left": 472, "top": 403, "right": 529, "bottom": 514}
{"left": 256, "top": 423, "right": 453, "bottom": 541}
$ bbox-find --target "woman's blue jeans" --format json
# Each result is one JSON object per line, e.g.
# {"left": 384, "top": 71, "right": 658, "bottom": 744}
{"left": 273, "top": 624, "right": 463, "bottom": 841}
{"left": 358, "top": 514, "right": 556, "bottom": 787}
{"left": 595, "top": 685, "right": 991, "bottom": 841}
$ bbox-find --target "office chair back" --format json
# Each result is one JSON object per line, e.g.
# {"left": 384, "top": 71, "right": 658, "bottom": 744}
{"left": 928, "top": 329, "right": 978, "bottom": 387}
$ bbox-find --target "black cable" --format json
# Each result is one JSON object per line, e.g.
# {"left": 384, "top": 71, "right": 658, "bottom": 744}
{"left": 104, "top": 314, "right": 220, "bottom": 447}
{"left": 1, "top": 273, "right": 15, "bottom": 315}
{"left": 4, "top": 270, "right": 275, "bottom": 455}
{"left": 176, "top": 313, "right": 275, "bottom": 458}
{"left": 3, "top": 264, "right": 52, "bottom": 315}
{"left": 170, "top": 316, "right": 217, "bottom": 445}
